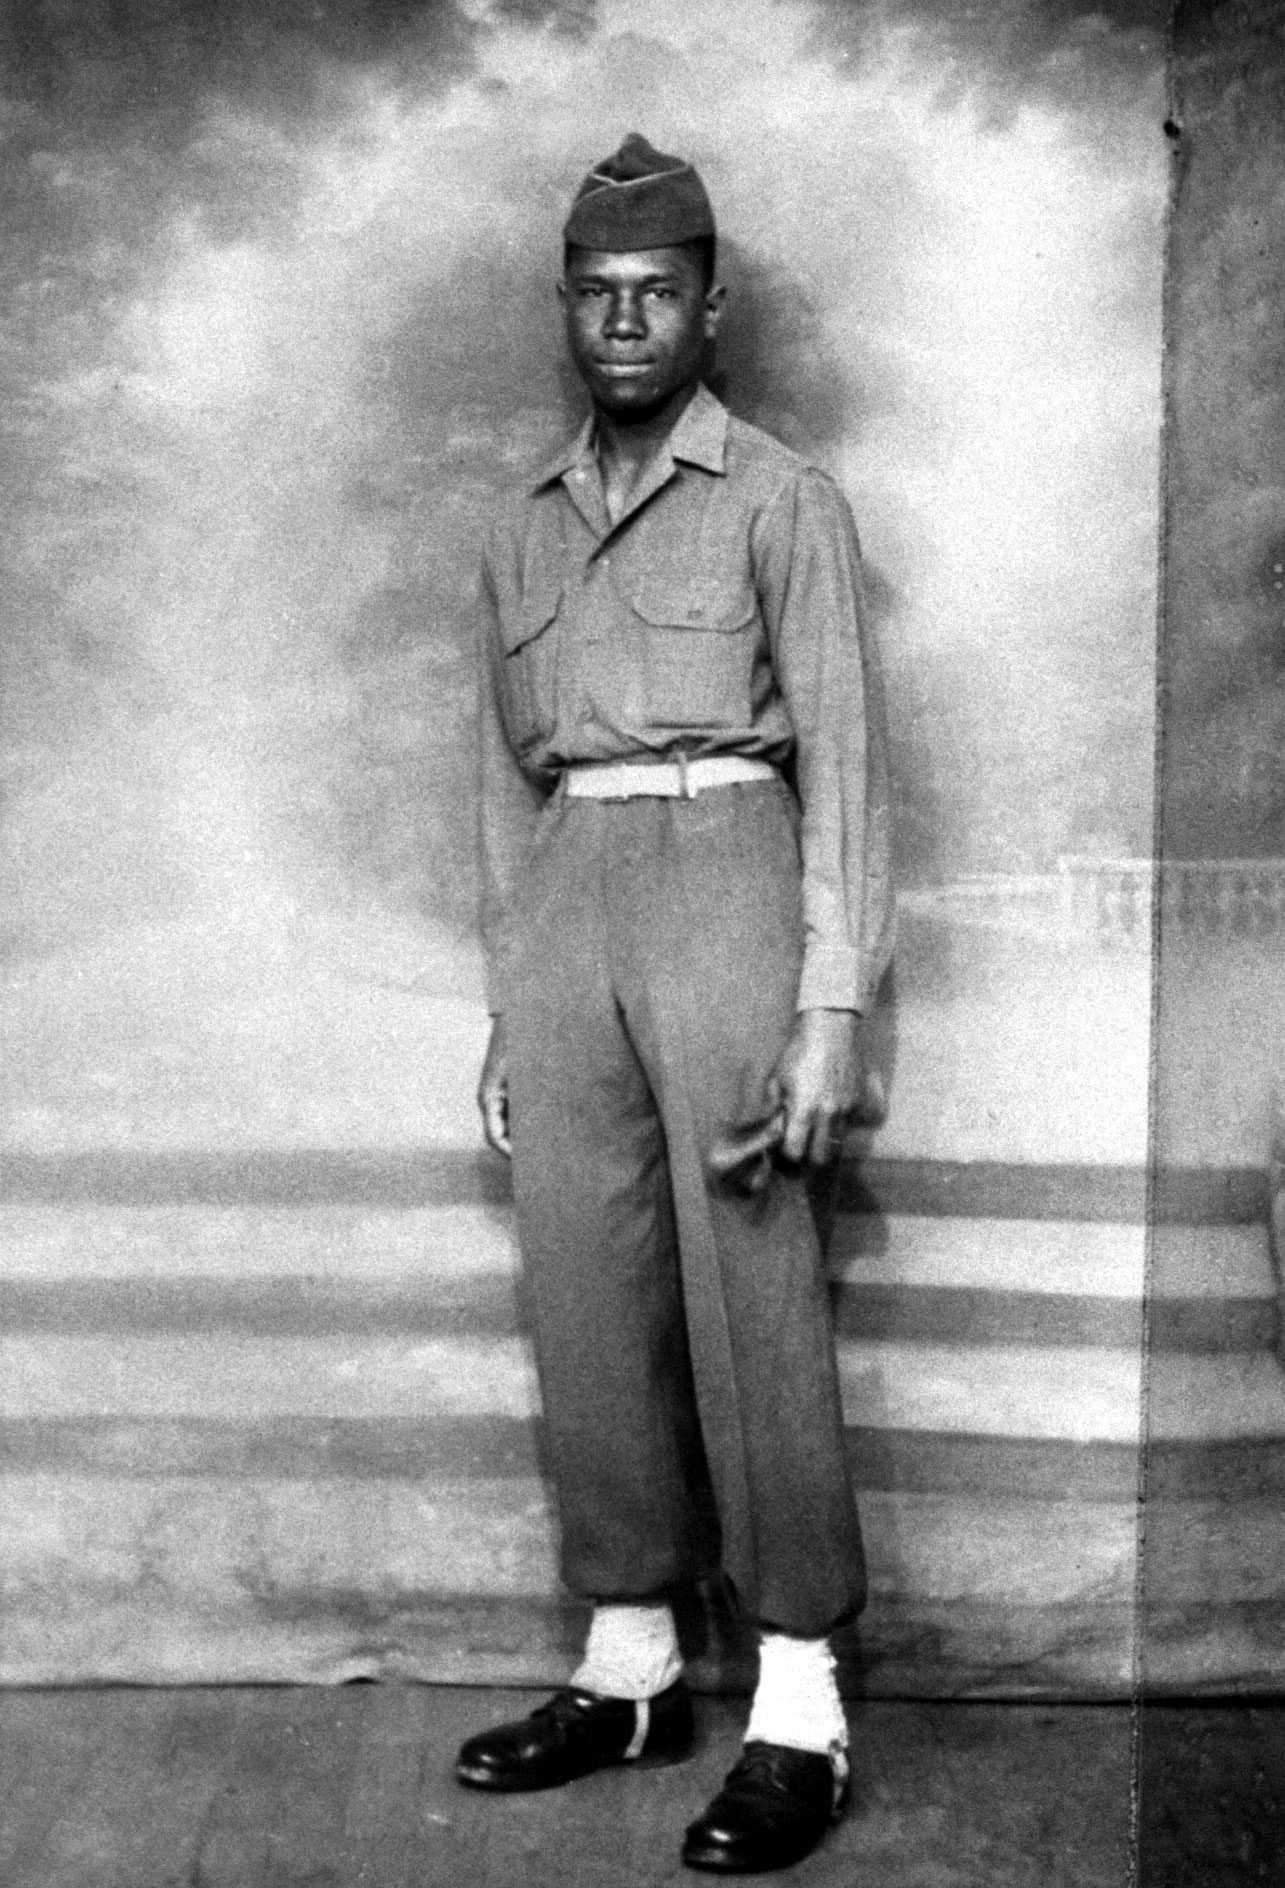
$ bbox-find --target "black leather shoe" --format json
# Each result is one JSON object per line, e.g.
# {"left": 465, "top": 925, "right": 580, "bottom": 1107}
{"left": 454, "top": 1680, "right": 694, "bottom": 1792}
{"left": 681, "top": 1741, "right": 849, "bottom": 1873}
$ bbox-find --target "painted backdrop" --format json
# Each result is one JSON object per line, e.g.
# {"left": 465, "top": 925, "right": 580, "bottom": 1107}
{"left": 0, "top": 0, "right": 1166, "bottom": 1167}
{"left": 10, "top": 0, "right": 1238, "bottom": 1705}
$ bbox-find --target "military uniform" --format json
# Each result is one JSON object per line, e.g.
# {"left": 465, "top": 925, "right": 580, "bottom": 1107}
{"left": 459, "top": 133, "right": 895, "bottom": 1874}
{"left": 478, "top": 383, "right": 893, "bottom": 1632}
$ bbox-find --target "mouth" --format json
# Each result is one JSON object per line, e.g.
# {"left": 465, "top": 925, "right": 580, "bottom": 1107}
{"left": 594, "top": 359, "right": 655, "bottom": 375}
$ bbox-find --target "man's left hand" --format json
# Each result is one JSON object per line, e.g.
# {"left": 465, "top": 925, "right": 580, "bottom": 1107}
{"left": 770, "top": 1008, "right": 867, "bottom": 1167}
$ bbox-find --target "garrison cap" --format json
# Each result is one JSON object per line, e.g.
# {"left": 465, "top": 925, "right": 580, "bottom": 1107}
{"left": 564, "top": 132, "right": 715, "bottom": 252}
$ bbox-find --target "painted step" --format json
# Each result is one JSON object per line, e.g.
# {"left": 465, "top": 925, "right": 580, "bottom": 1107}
{"left": 0, "top": 1147, "right": 1270, "bottom": 1224}
{"left": 830, "top": 1217, "right": 1276, "bottom": 1351}
{"left": 1, "top": 1471, "right": 1279, "bottom": 1696}
{"left": 0, "top": 1205, "right": 1275, "bottom": 1352}
{"left": 0, "top": 1478, "right": 1144, "bottom": 1696}
{"left": 2, "top": 1331, "right": 1282, "bottom": 1501}
{"left": 0, "top": 1333, "right": 1152, "bottom": 1429}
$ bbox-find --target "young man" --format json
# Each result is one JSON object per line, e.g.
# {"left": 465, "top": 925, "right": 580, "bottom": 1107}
{"left": 458, "top": 133, "right": 893, "bottom": 1874}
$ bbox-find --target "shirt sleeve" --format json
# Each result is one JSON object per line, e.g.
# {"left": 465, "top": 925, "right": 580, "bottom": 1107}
{"left": 752, "top": 466, "right": 895, "bottom": 1014}
{"left": 477, "top": 531, "right": 546, "bottom": 1016}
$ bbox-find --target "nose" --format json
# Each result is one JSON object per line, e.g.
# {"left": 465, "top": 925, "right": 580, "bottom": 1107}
{"left": 603, "top": 288, "right": 646, "bottom": 339}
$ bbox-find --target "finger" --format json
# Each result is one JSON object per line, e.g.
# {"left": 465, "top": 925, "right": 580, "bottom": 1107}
{"left": 808, "top": 1106, "right": 854, "bottom": 1167}
{"left": 853, "top": 1068, "right": 887, "bottom": 1125}
{"left": 482, "top": 1087, "right": 512, "bottom": 1158}
{"left": 820, "top": 1114, "right": 851, "bottom": 1164}
{"left": 706, "top": 1111, "right": 785, "bottom": 1181}
{"left": 805, "top": 1113, "right": 836, "bottom": 1167}
{"left": 779, "top": 1101, "right": 813, "bottom": 1166}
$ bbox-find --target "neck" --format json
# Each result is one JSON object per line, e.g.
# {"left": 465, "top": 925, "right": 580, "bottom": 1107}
{"left": 593, "top": 381, "right": 701, "bottom": 472}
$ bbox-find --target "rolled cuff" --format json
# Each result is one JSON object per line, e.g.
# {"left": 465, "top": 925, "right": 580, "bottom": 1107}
{"left": 796, "top": 944, "right": 870, "bottom": 1014}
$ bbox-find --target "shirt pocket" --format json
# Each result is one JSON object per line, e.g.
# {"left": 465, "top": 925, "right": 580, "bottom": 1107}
{"left": 499, "top": 573, "right": 562, "bottom": 754}
{"left": 628, "top": 579, "right": 759, "bottom": 732}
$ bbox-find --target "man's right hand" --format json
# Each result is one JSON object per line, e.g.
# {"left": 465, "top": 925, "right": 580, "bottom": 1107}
{"left": 477, "top": 1015, "right": 512, "bottom": 1158}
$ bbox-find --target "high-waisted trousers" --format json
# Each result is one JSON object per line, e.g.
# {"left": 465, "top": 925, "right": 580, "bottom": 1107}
{"left": 504, "top": 776, "right": 865, "bottom": 1637}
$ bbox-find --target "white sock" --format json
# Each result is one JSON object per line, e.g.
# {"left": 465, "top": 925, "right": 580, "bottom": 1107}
{"left": 570, "top": 1601, "right": 683, "bottom": 1701}
{"left": 743, "top": 1632, "right": 849, "bottom": 1757}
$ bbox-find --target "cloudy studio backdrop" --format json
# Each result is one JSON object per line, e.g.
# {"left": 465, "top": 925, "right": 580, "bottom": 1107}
{"left": 1, "top": 0, "right": 1280, "bottom": 1698}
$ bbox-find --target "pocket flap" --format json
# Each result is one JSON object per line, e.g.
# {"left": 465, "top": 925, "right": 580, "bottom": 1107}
{"left": 630, "top": 581, "right": 757, "bottom": 632}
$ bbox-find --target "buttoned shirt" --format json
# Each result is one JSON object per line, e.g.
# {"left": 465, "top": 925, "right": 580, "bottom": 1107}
{"left": 477, "top": 383, "right": 894, "bottom": 1015}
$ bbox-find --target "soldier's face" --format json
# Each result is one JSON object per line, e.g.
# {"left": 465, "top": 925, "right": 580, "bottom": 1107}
{"left": 559, "top": 245, "right": 723, "bottom": 417}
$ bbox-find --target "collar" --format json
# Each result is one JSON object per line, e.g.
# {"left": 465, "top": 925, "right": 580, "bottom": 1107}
{"left": 529, "top": 382, "right": 729, "bottom": 493}
{"left": 529, "top": 412, "right": 596, "bottom": 492}
{"left": 667, "top": 381, "right": 729, "bottom": 474}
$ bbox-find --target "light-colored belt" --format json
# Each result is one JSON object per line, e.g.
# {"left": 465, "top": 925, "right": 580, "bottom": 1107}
{"left": 563, "top": 755, "right": 778, "bottom": 800}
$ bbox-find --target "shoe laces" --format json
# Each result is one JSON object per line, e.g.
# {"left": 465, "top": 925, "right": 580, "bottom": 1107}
{"left": 531, "top": 1687, "right": 600, "bottom": 1728}
{"left": 729, "top": 1742, "right": 805, "bottom": 1798}
{"left": 731, "top": 1741, "right": 848, "bottom": 1815}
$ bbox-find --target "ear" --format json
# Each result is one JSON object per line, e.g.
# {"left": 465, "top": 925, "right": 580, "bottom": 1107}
{"left": 703, "top": 281, "right": 726, "bottom": 342}
{"left": 556, "top": 277, "right": 567, "bottom": 306}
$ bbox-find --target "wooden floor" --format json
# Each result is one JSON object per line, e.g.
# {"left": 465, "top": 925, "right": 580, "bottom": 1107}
{"left": 0, "top": 1686, "right": 1279, "bottom": 1888}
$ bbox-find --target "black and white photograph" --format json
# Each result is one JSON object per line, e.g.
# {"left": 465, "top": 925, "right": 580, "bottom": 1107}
{"left": 0, "top": 1, "right": 1280, "bottom": 1882}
